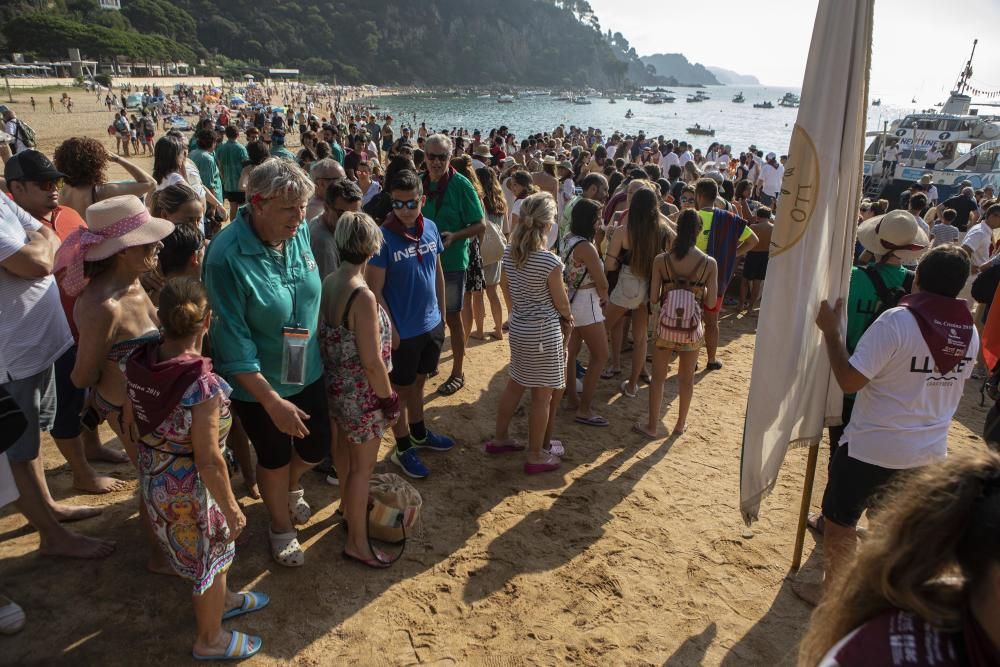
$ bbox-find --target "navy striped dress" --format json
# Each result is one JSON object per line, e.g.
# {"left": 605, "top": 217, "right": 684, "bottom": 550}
{"left": 502, "top": 247, "right": 566, "bottom": 388}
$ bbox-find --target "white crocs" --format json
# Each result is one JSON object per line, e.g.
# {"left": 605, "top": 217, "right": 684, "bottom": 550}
{"left": 287, "top": 488, "right": 311, "bottom": 524}
{"left": 269, "top": 529, "right": 304, "bottom": 567}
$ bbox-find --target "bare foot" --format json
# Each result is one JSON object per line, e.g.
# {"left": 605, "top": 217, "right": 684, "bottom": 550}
{"left": 790, "top": 578, "right": 824, "bottom": 606}
{"left": 85, "top": 442, "right": 129, "bottom": 465}
{"left": 40, "top": 532, "right": 115, "bottom": 559}
{"left": 631, "top": 423, "right": 659, "bottom": 439}
{"left": 470, "top": 331, "right": 486, "bottom": 340}
{"left": 672, "top": 423, "right": 687, "bottom": 436}
{"left": 73, "top": 470, "right": 127, "bottom": 495}
{"left": 244, "top": 480, "right": 261, "bottom": 500}
{"left": 49, "top": 503, "right": 102, "bottom": 522}
{"left": 493, "top": 328, "right": 504, "bottom": 340}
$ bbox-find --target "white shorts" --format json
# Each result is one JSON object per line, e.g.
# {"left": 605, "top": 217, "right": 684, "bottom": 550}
{"left": 609, "top": 265, "right": 648, "bottom": 310}
{"left": 570, "top": 287, "right": 604, "bottom": 327}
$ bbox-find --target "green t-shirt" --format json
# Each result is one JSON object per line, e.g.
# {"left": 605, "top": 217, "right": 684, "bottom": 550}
{"left": 845, "top": 263, "right": 910, "bottom": 353}
{"left": 696, "top": 209, "right": 753, "bottom": 252}
{"left": 189, "top": 148, "right": 223, "bottom": 205}
{"left": 425, "top": 172, "right": 485, "bottom": 273}
{"left": 331, "top": 141, "right": 345, "bottom": 165}
{"left": 215, "top": 139, "right": 249, "bottom": 193}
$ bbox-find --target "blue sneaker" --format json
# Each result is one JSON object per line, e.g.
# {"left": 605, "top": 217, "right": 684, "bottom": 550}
{"left": 391, "top": 447, "right": 429, "bottom": 479}
{"left": 411, "top": 429, "right": 455, "bottom": 451}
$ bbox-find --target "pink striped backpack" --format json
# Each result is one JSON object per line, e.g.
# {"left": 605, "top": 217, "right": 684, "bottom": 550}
{"left": 657, "top": 254, "right": 709, "bottom": 344}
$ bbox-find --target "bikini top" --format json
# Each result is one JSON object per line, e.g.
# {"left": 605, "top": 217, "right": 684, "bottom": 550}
{"left": 107, "top": 331, "right": 160, "bottom": 364}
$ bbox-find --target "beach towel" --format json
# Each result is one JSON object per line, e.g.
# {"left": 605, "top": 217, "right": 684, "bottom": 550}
{"left": 705, "top": 207, "right": 748, "bottom": 293}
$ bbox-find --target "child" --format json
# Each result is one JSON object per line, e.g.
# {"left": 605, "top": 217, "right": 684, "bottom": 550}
{"left": 930, "top": 208, "right": 960, "bottom": 248}
{"left": 740, "top": 206, "right": 774, "bottom": 313}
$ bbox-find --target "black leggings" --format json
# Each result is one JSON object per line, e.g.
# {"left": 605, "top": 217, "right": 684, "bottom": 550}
{"left": 231, "top": 379, "right": 330, "bottom": 470}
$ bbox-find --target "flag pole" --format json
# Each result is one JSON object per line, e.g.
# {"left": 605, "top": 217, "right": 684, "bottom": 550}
{"left": 791, "top": 442, "right": 820, "bottom": 571}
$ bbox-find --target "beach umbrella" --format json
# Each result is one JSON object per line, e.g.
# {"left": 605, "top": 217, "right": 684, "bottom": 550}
{"left": 740, "top": 0, "right": 874, "bottom": 570}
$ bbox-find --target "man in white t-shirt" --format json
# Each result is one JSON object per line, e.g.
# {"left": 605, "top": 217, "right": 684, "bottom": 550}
{"left": 678, "top": 141, "right": 694, "bottom": 165}
{"left": 881, "top": 143, "right": 899, "bottom": 177}
{"left": 0, "top": 196, "right": 114, "bottom": 559}
{"left": 960, "top": 203, "right": 1000, "bottom": 273}
{"left": 923, "top": 145, "right": 942, "bottom": 170}
{"left": 658, "top": 142, "right": 679, "bottom": 174}
{"left": 757, "top": 152, "right": 785, "bottom": 209}
{"left": 813, "top": 245, "right": 977, "bottom": 600}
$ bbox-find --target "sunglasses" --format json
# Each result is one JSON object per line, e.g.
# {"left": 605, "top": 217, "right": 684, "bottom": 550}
{"left": 426, "top": 153, "right": 449, "bottom": 162}
{"left": 391, "top": 198, "right": 420, "bottom": 210}
{"left": 680, "top": 197, "right": 696, "bottom": 204}
{"left": 32, "top": 178, "right": 64, "bottom": 191}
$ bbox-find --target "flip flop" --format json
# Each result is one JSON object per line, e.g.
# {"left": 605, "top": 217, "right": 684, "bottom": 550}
{"left": 631, "top": 424, "right": 658, "bottom": 440}
{"left": 222, "top": 591, "right": 270, "bottom": 621}
{"left": 574, "top": 415, "right": 609, "bottom": 427}
{"left": 484, "top": 439, "right": 526, "bottom": 454}
{"left": 705, "top": 361, "right": 723, "bottom": 372}
{"left": 600, "top": 367, "right": 621, "bottom": 380}
{"left": 544, "top": 440, "right": 565, "bottom": 457}
{"left": 193, "top": 630, "right": 262, "bottom": 661}
{"left": 342, "top": 548, "right": 392, "bottom": 569}
{"left": 620, "top": 380, "right": 638, "bottom": 398}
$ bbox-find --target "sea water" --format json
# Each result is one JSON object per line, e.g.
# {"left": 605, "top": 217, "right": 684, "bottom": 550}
{"left": 363, "top": 85, "right": 929, "bottom": 158}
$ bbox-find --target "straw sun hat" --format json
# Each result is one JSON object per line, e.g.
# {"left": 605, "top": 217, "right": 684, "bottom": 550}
{"left": 857, "top": 209, "right": 929, "bottom": 264}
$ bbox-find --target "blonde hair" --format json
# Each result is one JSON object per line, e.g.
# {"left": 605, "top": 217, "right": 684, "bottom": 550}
{"left": 509, "top": 192, "right": 555, "bottom": 269}
{"left": 158, "top": 277, "right": 209, "bottom": 338}
{"left": 334, "top": 212, "right": 382, "bottom": 264}
{"left": 247, "top": 158, "right": 315, "bottom": 204}
{"left": 799, "top": 449, "right": 1000, "bottom": 665}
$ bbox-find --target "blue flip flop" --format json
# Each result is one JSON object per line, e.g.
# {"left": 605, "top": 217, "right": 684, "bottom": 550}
{"left": 222, "top": 591, "right": 270, "bottom": 621}
{"left": 192, "top": 630, "right": 262, "bottom": 661}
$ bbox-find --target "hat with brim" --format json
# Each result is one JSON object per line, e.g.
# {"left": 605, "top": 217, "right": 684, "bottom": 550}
{"left": 473, "top": 145, "right": 490, "bottom": 158}
{"left": 543, "top": 155, "right": 557, "bottom": 166}
{"left": 84, "top": 195, "right": 175, "bottom": 261}
{"left": 558, "top": 160, "right": 573, "bottom": 171}
{"left": 857, "top": 209, "right": 929, "bottom": 264}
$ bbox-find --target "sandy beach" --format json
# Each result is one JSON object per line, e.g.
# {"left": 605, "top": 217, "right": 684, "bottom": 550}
{"left": 0, "top": 88, "right": 989, "bottom": 665}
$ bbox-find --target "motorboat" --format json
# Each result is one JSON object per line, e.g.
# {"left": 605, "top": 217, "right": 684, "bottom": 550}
{"left": 778, "top": 92, "right": 801, "bottom": 107}
{"left": 625, "top": 109, "right": 634, "bottom": 119}
{"left": 573, "top": 96, "right": 592, "bottom": 105}
{"left": 497, "top": 95, "right": 514, "bottom": 104}
{"left": 685, "top": 96, "right": 703, "bottom": 103}
{"left": 687, "top": 124, "right": 715, "bottom": 136}
{"left": 871, "top": 98, "right": 881, "bottom": 106}
{"left": 753, "top": 101, "right": 774, "bottom": 109}
{"left": 732, "top": 92, "right": 745, "bottom": 103}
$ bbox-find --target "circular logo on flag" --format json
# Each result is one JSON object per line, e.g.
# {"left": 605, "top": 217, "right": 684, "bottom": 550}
{"left": 770, "top": 124, "right": 820, "bottom": 257}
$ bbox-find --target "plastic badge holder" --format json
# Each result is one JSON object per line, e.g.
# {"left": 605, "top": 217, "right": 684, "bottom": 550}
{"left": 281, "top": 327, "right": 309, "bottom": 385}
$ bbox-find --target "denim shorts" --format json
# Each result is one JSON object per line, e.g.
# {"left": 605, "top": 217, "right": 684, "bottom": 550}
{"left": 444, "top": 270, "right": 466, "bottom": 314}
{"left": 3, "top": 366, "right": 56, "bottom": 463}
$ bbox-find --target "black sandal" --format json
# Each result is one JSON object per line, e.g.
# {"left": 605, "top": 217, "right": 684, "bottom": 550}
{"left": 437, "top": 375, "right": 465, "bottom": 396}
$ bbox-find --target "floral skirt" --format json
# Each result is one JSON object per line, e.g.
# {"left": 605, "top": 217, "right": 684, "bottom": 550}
{"left": 138, "top": 443, "right": 234, "bottom": 594}
{"left": 466, "top": 238, "right": 485, "bottom": 293}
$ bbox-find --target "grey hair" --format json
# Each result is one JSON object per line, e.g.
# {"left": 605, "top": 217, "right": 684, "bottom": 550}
{"left": 334, "top": 212, "right": 382, "bottom": 262}
{"left": 426, "top": 133, "right": 453, "bottom": 154}
{"left": 310, "top": 158, "right": 344, "bottom": 180}
{"left": 962, "top": 187, "right": 975, "bottom": 198}
{"left": 247, "top": 158, "right": 315, "bottom": 204}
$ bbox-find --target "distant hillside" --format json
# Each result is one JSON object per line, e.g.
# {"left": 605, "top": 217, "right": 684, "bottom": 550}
{"left": 2, "top": 0, "right": 644, "bottom": 88}
{"left": 640, "top": 53, "right": 720, "bottom": 86}
{"left": 707, "top": 66, "right": 761, "bottom": 86}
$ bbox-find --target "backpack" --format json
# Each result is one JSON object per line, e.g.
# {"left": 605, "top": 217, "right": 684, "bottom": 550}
{"left": 480, "top": 214, "right": 507, "bottom": 266}
{"left": 14, "top": 120, "right": 36, "bottom": 148}
{"left": 862, "top": 265, "right": 915, "bottom": 326}
{"left": 657, "top": 254, "right": 709, "bottom": 344}
{"left": 114, "top": 116, "right": 128, "bottom": 133}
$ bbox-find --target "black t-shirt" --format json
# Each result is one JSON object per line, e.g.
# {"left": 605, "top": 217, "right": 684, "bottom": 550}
{"left": 942, "top": 195, "right": 978, "bottom": 232}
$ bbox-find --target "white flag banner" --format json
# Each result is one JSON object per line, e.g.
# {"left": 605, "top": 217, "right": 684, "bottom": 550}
{"left": 740, "top": 0, "right": 874, "bottom": 524}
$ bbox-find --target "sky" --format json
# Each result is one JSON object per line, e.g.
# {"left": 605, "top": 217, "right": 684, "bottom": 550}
{"left": 587, "top": 0, "right": 1000, "bottom": 102}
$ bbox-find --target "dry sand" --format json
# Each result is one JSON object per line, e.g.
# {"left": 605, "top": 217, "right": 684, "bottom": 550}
{"left": 0, "top": 91, "right": 989, "bottom": 665}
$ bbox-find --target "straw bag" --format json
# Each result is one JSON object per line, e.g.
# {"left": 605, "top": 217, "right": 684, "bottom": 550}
{"left": 367, "top": 473, "right": 422, "bottom": 556}
{"left": 480, "top": 217, "right": 506, "bottom": 265}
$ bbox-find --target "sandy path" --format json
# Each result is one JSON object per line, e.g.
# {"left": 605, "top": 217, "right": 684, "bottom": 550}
{"left": 0, "top": 90, "right": 988, "bottom": 665}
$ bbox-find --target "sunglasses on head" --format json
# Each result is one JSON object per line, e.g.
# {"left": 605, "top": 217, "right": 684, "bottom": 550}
{"left": 426, "top": 153, "right": 449, "bottom": 162}
{"left": 391, "top": 198, "right": 420, "bottom": 210}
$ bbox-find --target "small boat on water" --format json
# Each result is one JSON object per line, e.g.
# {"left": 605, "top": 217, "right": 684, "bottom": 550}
{"left": 625, "top": 109, "right": 634, "bottom": 119}
{"left": 573, "top": 96, "right": 592, "bottom": 105}
{"left": 497, "top": 95, "right": 514, "bottom": 104}
{"left": 686, "top": 96, "right": 703, "bottom": 103}
{"left": 778, "top": 92, "right": 800, "bottom": 108}
{"left": 686, "top": 124, "right": 715, "bottom": 136}
{"left": 871, "top": 98, "right": 881, "bottom": 106}
{"left": 732, "top": 92, "right": 745, "bottom": 103}
{"left": 753, "top": 101, "right": 774, "bottom": 109}
{"left": 608, "top": 98, "right": 616, "bottom": 104}
{"left": 626, "top": 94, "right": 643, "bottom": 101}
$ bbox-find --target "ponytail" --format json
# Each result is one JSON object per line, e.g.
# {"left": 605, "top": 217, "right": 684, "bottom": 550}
{"left": 673, "top": 209, "right": 700, "bottom": 259}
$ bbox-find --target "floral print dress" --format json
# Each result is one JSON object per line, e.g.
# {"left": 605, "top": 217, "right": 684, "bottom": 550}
{"left": 321, "top": 287, "right": 394, "bottom": 445}
{"left": 135, "top": 373, "right": 234, "bottom": 594}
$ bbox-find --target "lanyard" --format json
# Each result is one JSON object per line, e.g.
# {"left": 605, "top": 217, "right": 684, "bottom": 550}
{"left": 250, "top": 214, "right": 300, "bottom": 328}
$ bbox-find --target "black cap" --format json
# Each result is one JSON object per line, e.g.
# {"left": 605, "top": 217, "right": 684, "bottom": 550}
{"left": 4, "top": 150, "right": 65, "bottom": 182}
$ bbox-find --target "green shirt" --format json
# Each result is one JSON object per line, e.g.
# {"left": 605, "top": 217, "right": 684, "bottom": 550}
{"left": 561, "top": 195, "right": 580, "bottom": 240}
{"left": 846, "top": 263, "right": 910, "bottom": 353}
{"left": 270, "top": 145, "right": 297, "bottom": 162}
{"left": 330, "top": 141, "right": 345, "bottom": 165}
{"left": 189, "top": 148, "right": 223, "bottom": 206}
{"left": 215, "top": 139, "right": 249, "bottom": 193}
{"left": 425, "top": 172, "right": 485, "bottom": 273}
{"left": 203, "top": 208, "right": 323, "bottom": 402}
{"left": 696, "top": 209, "right": 753, "bottom": 252}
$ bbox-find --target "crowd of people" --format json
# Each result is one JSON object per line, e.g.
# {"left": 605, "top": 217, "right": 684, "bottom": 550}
{"left": 1, "top": 85, "right": 998, "bottom": 664}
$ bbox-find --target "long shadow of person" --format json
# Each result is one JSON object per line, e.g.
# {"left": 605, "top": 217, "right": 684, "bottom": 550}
{"left": 663, "top": 621, "right": 717, "bottom": 666}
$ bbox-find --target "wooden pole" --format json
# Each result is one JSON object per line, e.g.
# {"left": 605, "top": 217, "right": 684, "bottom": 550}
{"left": 791, "top": 442, "right": 820, "bottom": 571}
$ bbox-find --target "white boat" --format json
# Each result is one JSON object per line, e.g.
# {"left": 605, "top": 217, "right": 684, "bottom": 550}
{"left": 863, "top": 40, "right": 1000, "bottom": 200}
{"left": 572, "top": 96, "right": 592, "bottom": 105}
{"left": 497, "top": 95, "right": 514, "bottom": 104}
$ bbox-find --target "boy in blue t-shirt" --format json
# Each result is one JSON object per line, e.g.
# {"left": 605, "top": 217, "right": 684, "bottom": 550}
{"left": 366, "top": 170, "right": 454, "bottom": 479}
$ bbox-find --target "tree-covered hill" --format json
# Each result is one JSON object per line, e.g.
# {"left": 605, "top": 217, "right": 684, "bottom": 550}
{"left": 2, "top": 0, "right": 653, "bottom": 88}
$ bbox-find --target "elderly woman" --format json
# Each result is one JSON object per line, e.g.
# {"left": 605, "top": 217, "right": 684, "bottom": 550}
{"left": 123, "top": 278, "right": 266, "bottom": 660}
{"left": 320, "top": 212, "right": 398, "bottom": 568}
{"left": 203, "top": 158, "right": 328, "bottom": 568}
{"left": 55, "top": 194, "right": 175, "bottom": 571}
{"left": 53, "top": 137, "right": 156, "bottom": 217}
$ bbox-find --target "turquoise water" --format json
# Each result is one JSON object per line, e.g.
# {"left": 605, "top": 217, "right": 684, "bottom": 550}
{"left": 363, "top": 84, "right": 925, "bottom": 158}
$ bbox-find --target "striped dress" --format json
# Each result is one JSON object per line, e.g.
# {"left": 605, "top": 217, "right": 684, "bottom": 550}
{"left": 502, "top": 247, "right": 566, "bottom": 388}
